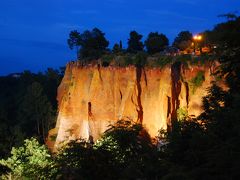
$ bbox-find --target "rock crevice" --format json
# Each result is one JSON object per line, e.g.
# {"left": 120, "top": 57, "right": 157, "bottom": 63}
{"left": 136, "top": 67, "right": 143, "bottom": 123}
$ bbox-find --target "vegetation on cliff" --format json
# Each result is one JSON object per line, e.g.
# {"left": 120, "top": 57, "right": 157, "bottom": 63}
{"left": 190, "top": 71, "right": 205, "bottom": 94}
{"left": 100, "top": 53, "right": 215, "bottom": 68}
{"left": 67, "top": 26, "right": 216, "bottom": 68}
{"left": 67, "top": 16, "right": 240, "bottom": 65}
{"left": 67, "top": 28, "right": 109, "bottom": 59}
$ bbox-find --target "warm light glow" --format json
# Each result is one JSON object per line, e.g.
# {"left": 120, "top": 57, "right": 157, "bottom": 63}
{"left": 193, "top": 35, "right": 202, "bottom": 41}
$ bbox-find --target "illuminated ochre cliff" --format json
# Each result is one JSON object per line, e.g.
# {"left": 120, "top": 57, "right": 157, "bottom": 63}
{"left": 47, "top": 61, "right": 221, "bottom": 150}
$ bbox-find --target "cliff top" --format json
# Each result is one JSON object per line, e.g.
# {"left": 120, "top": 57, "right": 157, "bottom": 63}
{"left": 70, "top": 53, "right": 217, "bottom": 69}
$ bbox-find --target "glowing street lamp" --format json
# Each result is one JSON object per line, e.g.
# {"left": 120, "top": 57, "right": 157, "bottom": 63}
{"left": 193, "top": 35, "right": 202, "bottom": 54}
{"left": 193, "top": 35, "right": 202, "bottom": 41}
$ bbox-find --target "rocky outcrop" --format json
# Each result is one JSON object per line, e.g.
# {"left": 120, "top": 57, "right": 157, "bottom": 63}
{"left": 47, "top": 61, "right": 223, "bottom": 151}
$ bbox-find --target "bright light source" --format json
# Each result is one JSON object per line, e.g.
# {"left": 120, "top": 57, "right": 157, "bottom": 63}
{"left": 193, "top": 35, "right": 202, "bottom": 41}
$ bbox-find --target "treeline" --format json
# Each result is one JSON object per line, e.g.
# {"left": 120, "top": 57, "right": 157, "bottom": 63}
{"left": 0, "top": 68, "right": 64, "bottom": 159}
{"left": 68, "top": 15, "right": 240, "bottom": 61}
{"left": 68, "top": 28, "right": 178, "bottom": 59}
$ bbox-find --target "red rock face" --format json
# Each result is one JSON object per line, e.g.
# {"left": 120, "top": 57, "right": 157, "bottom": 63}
{"left": 47, "top": 61, "right": 222, "bottom": 151}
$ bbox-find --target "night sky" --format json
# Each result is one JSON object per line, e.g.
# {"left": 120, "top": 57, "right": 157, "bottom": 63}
{"left": 0, "top": 0, "right": 239, "bottom": 75}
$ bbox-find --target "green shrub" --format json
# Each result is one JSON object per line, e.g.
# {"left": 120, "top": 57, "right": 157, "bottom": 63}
{"left": 190, "top": 54, "right": 215, "bottom": 65}
{"left": 190, "top": 71, "right": 205, "bottom": 93}
{"left": 118, "top": 55, "right": 133, "bottom": 67}
{"left": 177, "top": 107, "right": 188, "bottom": 121}
{"left": 146, "top": 55, "right": 173, "bottom": 68}
{"left": 101, "top": 54, "right": 115, "bottom": 63}
{"left": 175, "top": 54, "right": 192, "bottom": 62}
{"left": 99, "top": 53, "right": 213, "bottom": 68}
{"left": 133, "top": 52, "right": 148, "bottom": 66}
{"left": 0, "top": 138, "right": 57, "bottom": 179}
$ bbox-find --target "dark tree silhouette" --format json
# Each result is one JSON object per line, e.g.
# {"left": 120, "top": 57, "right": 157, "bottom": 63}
{"left": 127, "top": 31, "right": 144, "bottom": 53}
{"left": 173, "top": 31, "right": 192, "bottom": 51}
{"left": 67, "top": 30, "right": 81, "bottom": 58}
{"left": 18, "top": 82, "right": 54, "bottom": 141}
{"left": 79, "top": 28, "right": 109, "bottom": 59}
{"left": 145, "top": 32, "right": 169, "bottom": 54}
{"left": 112, "top": 43, "right": 121, "bottom": 54}
{"left": 119, "top": 40, "right": 123, "bottom": 49}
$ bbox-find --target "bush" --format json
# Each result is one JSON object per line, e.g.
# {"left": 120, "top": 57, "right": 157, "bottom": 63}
{"left": 177, "top": 107, "right": 188, "bottom": 121}
{"left": 191, "top": 54, "right": 215, "bottom": 65}
{"left": 56, "top": 120, "right": 165, "bottom": 179}
{"left": 190, "top": 71, "right": 205, "bottom": 93}
{"left": 146, "top": 55, "right": 173, "bottom": 68}
{"left": 95, "top": 119, "right": 166, "bottom": 179}
{"left": 0, "top": 138, "right": 56, "bottom": 179}
{"left": 101, "top": 54, "right": 115, "bottom": 66}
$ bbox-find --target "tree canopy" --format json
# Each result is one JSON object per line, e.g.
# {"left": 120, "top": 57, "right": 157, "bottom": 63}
{"left": 67, "top": 30, "right": 81, "bottom": 50}
{"left": 127, "top": 31, "right": 144, "bottom": 53}
{"left": 0, "top": 138, "right": 56, "bottom": 179}
{"left": 112, "top": 43, "right": 121, "bottom": 54}
{"left": 18, "top": 82, "right": 54, "bottom": 141}
{"left": 0, "top": 68, "right": 63, "bottom": 159}
{"left": 173, "top": 31, "right": 192, "bottom": 51}
{"left": 68, "top": 28, "right": 109, "bottom": 59}
{"left": 145, "top": 32, "right": 169, "bottom": 54}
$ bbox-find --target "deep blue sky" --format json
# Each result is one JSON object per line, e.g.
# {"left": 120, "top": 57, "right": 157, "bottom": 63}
{"left": 0, "top": 0, "right": 239, "bottom": 75}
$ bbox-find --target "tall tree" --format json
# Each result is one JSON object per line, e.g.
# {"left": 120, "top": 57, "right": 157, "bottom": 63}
{"left": 210, "top": 16, "right": 240, "bottom": 92}
{"left": 127, "top": 31, "right": 144, "bottom": 53}
{"left": 79, "top": 28, "right": 109, "bottom": 59}
{"left": 145, "top": 32, "right": 169, "bottom": 54}
{"left": 119, "top": 40, "right": 123, "bottom": 50}
{"left": 0, "top": 69, "right": 62, "bottom": 158}
{"left": 67, "top": 30, "right": 81, "bottom": 58}
{"left": 164, "top": 16, "right": 240, "bottom": 180}
{"left": 112, "top": 43, "right": 121, "bottom": 54}
{"left": 112, "top": 40, "right": 123, "bottom": 54}
{"left": 173, "top": 31, "right": 192, "bottom": 51}
{"left": 18, "top": 82, "right": 54, "bottom": 142}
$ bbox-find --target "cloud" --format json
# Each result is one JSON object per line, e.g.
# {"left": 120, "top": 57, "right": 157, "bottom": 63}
{"left": 144, "top": 9, "right": 206, "bottom": 21}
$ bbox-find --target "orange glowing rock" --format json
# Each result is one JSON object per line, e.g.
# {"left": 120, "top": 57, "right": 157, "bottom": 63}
{"left": 47, "top": 60, "right": 224, "bottom": 151}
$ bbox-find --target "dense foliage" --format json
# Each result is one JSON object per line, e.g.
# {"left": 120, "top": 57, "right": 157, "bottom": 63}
{"left": 145, "top": 32, "right": 169, "bottom": 54}
{"left": 1, "top": 121, "right": 168, "bottom": 179}
{"left": 68, "top": 28, "right": 109, "bottom": 59}
{"left": 190, "top": 71, "right": 205, "bottom": 93}
{"left": 0, "top": 68, "right": 63, "bottom": 159}
{"left": 0, "top": 138, "right": 56, "bottom": 179}
{"left": 173, "top": 31, "right": 193, "bottom": 51}
{"left": 127, "top": 31, "right": 144, "bottom": 53}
